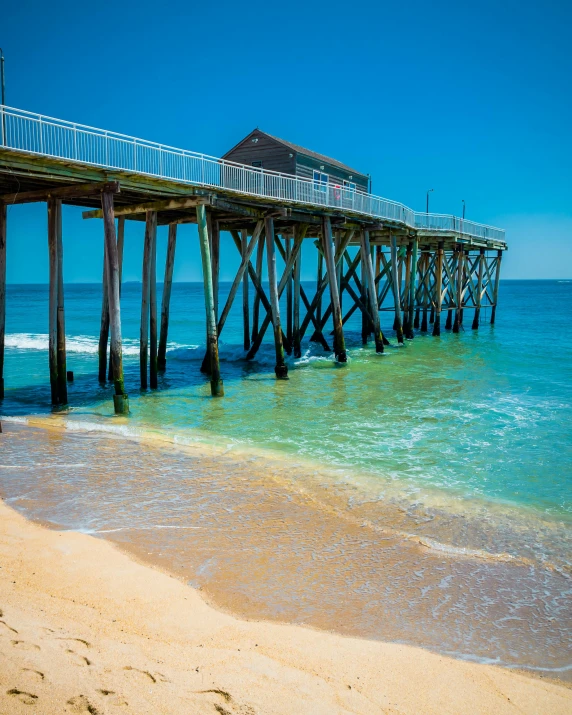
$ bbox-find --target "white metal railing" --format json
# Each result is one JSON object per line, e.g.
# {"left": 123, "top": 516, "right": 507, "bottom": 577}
{"left": 0, "top": 106, "right": 506, "bottom": 243}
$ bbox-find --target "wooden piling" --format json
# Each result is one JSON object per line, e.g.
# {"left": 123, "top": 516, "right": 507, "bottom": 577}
{"left": 453, "top": 246, "right": 464, "bottom": 333}
{"left": 55, "top": 198, "right": 67, "bottom": 405}
{"left": 210, "top": 215, "right": 220, "bottom": 322}
{"left": 472, "top": 248, "right": 485, "bottom": 330}
{"left": 361, "top": 230, "right": 385, "bottom": 353}
{"left": 241, "top": 228, "right": 250, "bottom": 351}
{"left": 149, "top": 213, "right": 158, "bottom": 389}
{"left": 432, "top": 243, "right": 444, "bottom": 336}
{"left": 0, "top": 202, "right": 6, "bottom": 401}
{"left": 390, "top": 236, "right": 404, "bottom": 343}
{"left": 108, "top": 216, "right": 125, "bottom": 380}
{"left": 322, "top": 217, "right": 346, "bottom": 362}
{"left": 265, "top": 216, "right": 288, "bottom": 378}
{"left": 407, "top": 238, "right": 418, "bottom": 338}
{"left": 421, "top": 253, "right": 430, "bottom": 332}
{"left": 251, "top": 236, "right": 264, "bottom": 345}
{"left": 158, "top": 223, "right": 177, "bottom": 370}
{"left": 140, "top": 211, "right": 154, "bottom": 389}
{"left": 311, "top": 251, "right": 324, "bottom": 343}
{"left": 101, "top": 191, "right": 128, "bottom": 411}
{"left": 285, "top": 235, "right": 293, "bottom": 351}
{"left": 47, "top": 198, "right": 59, "bottom": 406}
{"left": 293, "top": 233, "right": 302, "bottom": 358}
{"left": 98, "top": 242, "right": 110, "bottom": 382}
{"left": 360, "top": 252, "right": 369, "bottom": 345}
{"left": 196, "top": 204, "right": 223, "bottom": 395}
{"left": 490, "top": 249, "right": 503, "bottom": 324}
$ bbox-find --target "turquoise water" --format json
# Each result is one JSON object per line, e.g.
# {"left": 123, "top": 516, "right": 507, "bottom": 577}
{"left": 2, "top": 279, "right": 572, "bottom": 515}
{"left": 1, "top": 278, "right": 571, "bottom": 675}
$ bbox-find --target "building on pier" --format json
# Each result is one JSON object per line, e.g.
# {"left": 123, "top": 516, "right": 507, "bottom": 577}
{"left": 222, "top": 129, "right": 370, "bottom": 195}
{"left": 0, "top": 105, "right": 507, "bottom": 414}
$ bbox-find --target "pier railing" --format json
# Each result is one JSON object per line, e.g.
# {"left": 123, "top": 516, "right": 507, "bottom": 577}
{"left": 0, "top": 106, "right": 505, "bottom": 243}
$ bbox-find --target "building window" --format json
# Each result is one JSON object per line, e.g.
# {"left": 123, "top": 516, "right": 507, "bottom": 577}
{"left": 343, "top": 180, "right": 357, "bottom": 192}
{"left": 313, "top": 170, "right": 328, "bottom": 192}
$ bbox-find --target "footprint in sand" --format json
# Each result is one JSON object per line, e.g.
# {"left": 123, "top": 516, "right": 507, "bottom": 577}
{"left": 21, "top": 668, "right": 45, "bottom": 681}
{"left": 0, "top": 619, "right": 18, "bottom": 634}
{"left": 65, "top": 649, "right": 92, "bottom": 667}
{"left": 7, "top": 688, "right": 39, "bottom": 705}
{"left": 98, "top": 689, "right": 128, "bottom": 707}
{"left": 123, "top": 666, "right": 157, "bottom": 683}
{"left": 11, "top": 640, "right": 40, "bottom": 651}
{"left": 67, "top": 695, "right": 101, "bottom": 714}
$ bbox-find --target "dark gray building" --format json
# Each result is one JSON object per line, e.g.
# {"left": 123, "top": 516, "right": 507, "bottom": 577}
{"left": 222, "top": 129, "right": 370, "bottom": 195}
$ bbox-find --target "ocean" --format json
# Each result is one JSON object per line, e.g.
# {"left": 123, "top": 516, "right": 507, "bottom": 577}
{"left": 1, "top": 278, "right": 571, "bottom": 678}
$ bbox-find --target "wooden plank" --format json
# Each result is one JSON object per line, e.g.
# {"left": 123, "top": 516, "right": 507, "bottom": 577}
{"left": 0, "top": 202, "right": 5, "bottom": 399}
{"left": 55, "top": 198, "right": 67, "bottom": 405}
{"left": 3, "top": 181, "right": 120, "bottom": 205}
{"left": 196, "top": 204, "right": 224, "bottom": 396}
{"left": 322, "top": 217, "right": 346, "bottom": 362}
{"left": 265, "top": 216, "right": 288, "bottom": 378}
{"left": 158, "top": 224, "right": 177, "bottom": 370}
{"left": 102, "top": 191, "right": 128, "bottom": 412}
{"left": 82, "top": 194, "right": 211, "bottom": 219}
{"left": 47, "top": 198, "right": 59, "bottom": 405}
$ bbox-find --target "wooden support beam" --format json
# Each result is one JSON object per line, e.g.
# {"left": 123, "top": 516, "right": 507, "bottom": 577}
{"left": 311, "top": 250, "right": 324, "bottom": 343}
{"left": 322, "top": 217, "right": 346, "bottom": 362}
{"left": 241, "top": 229, "right": 250, "bottom": 351}
{"left": 360, "top": 250, "right": 368, "bottom": 344}
{"left": 403, "top": 243, "right": 413, "bottom": 339}
{"left": 421, "top": 253, "right": 430, "bottom": 332}
{"left": 251, "top": 235, "right": 264, "bottom": 345}
{"left": 265, "top": 216, "right": 288, "bottom": 378}
{"left": 407, "top": 237, "right": 418, "bottom": 337}
{"left": 293, "top": 227, "right": 302, "bottom": 358}
{"left": 390, "top": 235, "right": 404, "bottom": 343}
{"left": 98, "top": 241, "right": 110, "bottom": 382}
{"left": 140, "top": 211, "right": 154, "bottom": 389}
{"left": 197, "top": 204, "right": 224, "bottom": 396}
{"left": 453, "top": 246, "right": 464, "bottom": 333}
{"left": 55, "top": 199, "right": 67, "bottom": 405}
{"left": 47, "top": 198, "right": 59, "bottom": 406}
{"left": 472, "top": 248, "right": 485, "bottom": 329}
{"left": 361, "top": 230, "right": 385, "bottom": 353}
{"left": 490, "top": 250, "right": 503, "bottom": 324}
{"left": 285, "top": 235, "right": 293, "bottom": 351}
{"left": 4, "top": 181, "right": 120, "bottom": 206}
{"left": 158, "top": 224, "right": 177, "bottom": 370}
{"left": 82, "top": 194, "right": 210, "bottom": 219}
{"left": 209, "top": 215, "right": 220, "bottom": 322}
{"left": 101, "top": 191, "right": 128, "bottom": 412}
{"left": 149, "top": 213, "right": 158, "bottom": 389}
{"left": 0, "top": 203, "right": 5, "bottom": 400}
{"left": 108, "top": 216, "right": 125, "bottom": 381}
{"left": 433, "top": 243, "right": 444, "bottom": 337}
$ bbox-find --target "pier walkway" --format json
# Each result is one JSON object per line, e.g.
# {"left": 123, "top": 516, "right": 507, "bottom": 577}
{"left": 0, "top": 105, "right": 507, "bottom": 412}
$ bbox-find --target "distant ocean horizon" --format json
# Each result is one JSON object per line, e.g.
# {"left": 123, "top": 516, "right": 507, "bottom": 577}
{"left": 1, "top": 278, "right": 571, "bottom": 678}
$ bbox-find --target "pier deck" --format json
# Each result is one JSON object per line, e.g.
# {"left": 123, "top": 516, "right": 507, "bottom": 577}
{"left": 0, "top": 106, "right": 507, "bottom": 411}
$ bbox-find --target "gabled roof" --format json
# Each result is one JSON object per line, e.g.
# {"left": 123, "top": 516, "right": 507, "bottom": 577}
{"left": 223, "top": 129, "right": 367, "bottom": 178}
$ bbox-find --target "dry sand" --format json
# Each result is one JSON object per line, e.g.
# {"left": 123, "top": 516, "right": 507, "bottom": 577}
{"left": 0, "top": 499, "right": 570, "bottom": 714}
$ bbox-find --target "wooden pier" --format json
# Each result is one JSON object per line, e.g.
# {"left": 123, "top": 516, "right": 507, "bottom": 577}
{"left": 0, "top": 106, "right": 507, "bottom": 413}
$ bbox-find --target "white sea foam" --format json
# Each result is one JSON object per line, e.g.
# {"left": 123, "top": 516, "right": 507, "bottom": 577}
{"left": 5, "top": 333, "right": 191, "bottom": 356}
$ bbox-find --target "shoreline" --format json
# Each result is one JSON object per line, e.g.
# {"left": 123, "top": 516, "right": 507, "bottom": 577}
{"left": 1, "top": 498, "right": 570, "bottom": 714}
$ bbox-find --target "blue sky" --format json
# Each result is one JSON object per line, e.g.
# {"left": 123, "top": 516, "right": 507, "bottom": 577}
{"left": 2, "top": 0, "right": 571, "bottom": 282}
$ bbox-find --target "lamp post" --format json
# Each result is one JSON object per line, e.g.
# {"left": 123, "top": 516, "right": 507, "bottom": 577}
{"left": 0, "top": 48, "right": 5, "bottom": 146}
{"left": 426, "top": 188, "right": 434, "bottom": 214}
{"left": 462, "top": 199, "right": 466, "bottom": 220}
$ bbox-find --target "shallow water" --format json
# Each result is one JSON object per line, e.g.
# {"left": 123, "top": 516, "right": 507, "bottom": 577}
{"left": 1, "top": 278, "right": 571, "bottom": 677}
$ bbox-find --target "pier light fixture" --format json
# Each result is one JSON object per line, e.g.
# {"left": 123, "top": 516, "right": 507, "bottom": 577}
{"left": 426, "top": 188, "right": 434, "bottom": 214}
{"left": 251, "top": 137, "right": 259, "bottom": 143}
{"left": 462, "top": 199, "right": 466, "bottom": 220}
{"left": 320, "top": 165, "right": 325, "bottom": 170}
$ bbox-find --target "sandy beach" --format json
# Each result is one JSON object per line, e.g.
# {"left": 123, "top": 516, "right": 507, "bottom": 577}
{"left": 0, "top": 499, "right": 569, "bottom": 714}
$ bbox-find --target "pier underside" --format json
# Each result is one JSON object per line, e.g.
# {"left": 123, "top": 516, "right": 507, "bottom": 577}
{"left": 0, "top": 148, "right": 507, "bottom": 412}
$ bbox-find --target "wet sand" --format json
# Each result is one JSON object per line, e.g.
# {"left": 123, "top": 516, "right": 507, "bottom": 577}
{"left": 1, "top": 499, "right": 570, "bottom": 714}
